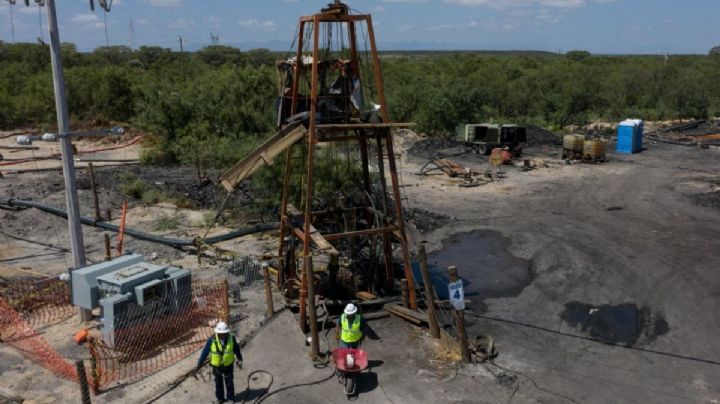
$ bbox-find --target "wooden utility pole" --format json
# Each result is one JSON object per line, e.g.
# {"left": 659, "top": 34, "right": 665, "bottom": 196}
{"left": 305, "top": 255, "right": 320, "bottom": 359}
{"left": 179, "top": 36, "right": 185, "bottom": 81}
{"left": 400, "top": 278, "right": 410, "bottom": 308}
{"left": 221, "top": 279, "right": 230, "bottom": 323}
{"left": 262, "top": 263, "right": 274, "bottom": 318}
{"left": 418, "top": 244, "right": 440, "bottom": 339}
{"left": 75, "top": 360, "right": 91, "bottom": 404}
{"left": 88, "top": 163, "right": 101, "bottom": 221}
{"left": 103, "top": 234, "right": 111, "bottom": 261}
{"left": 46, "top": 0, "right": 91, "bottom": 321}
{"left": 448, "top": 265, "right": 470, "bottom": 363}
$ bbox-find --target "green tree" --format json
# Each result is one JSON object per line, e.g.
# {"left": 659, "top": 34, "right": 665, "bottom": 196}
{"left": 194, "top": 45, "right": 244, "bottom": 67}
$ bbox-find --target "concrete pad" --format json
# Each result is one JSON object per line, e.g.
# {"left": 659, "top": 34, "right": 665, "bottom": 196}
{"left": 159, "top": 310, "right": 522, "bottom": 404}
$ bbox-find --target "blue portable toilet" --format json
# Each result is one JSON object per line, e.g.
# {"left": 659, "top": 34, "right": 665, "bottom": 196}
{"left": 617, "top": 119, "right": 643, "bottom": 154}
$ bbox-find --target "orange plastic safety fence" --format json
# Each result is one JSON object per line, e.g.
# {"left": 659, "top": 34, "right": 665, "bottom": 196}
{"left": 1, "top": 277, "right": 74, "bottom": 327}
{"left": 0, "top": 297, "right": 79, "bottom": 382}
{"left": 89, "top": 280, "right": 227, "bottom": 390}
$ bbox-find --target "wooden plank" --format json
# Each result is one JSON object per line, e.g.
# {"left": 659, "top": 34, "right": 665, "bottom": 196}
{"left": 324, "top": 296, "right": 400, "bottom": 307}
{"left": 384, "top": 305, "right": 423, "bottom": 325}
{"left": 220, "top": 123, "right": 307, "bottom": 191}
{"left": 384, "top": 304, "right": 428, "bottom": 325}
{"left": 316, "top": 122, "right": 415, "bottom": 131}
{"left": 324, "top": 226, "right": 397, "bottom": 241}
{"left": 287, "top": 204, "right": 338, "bottom": 255}
{"left": 355, "top": 291, "right": 377, "bottom": 301}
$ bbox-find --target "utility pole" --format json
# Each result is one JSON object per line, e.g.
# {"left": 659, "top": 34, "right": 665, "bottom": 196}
{"left": 46, "top": 0, "right": 92, "bottom": 321}
{"left": 10, "top": 2, "right": 16, "bottom": 43}
{"left": 129, "top": 16, "right": 135, "bottom": 49}
{"left": 179, "top": 36, "right": 185, "bottom": 81}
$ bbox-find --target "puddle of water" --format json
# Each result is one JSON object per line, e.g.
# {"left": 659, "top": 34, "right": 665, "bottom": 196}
{"left": 561, "top": 301, "right": 669, "bottom": 347}
{"left": 413, "top": 230, "right": 533, "bottom": 308}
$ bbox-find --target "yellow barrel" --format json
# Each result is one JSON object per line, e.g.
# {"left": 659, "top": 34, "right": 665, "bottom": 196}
{"left": 583, "top": 140, "right": 606, "bottom": 159}
{"left": 563, "top": 134, "right": 585, "bottom": 152}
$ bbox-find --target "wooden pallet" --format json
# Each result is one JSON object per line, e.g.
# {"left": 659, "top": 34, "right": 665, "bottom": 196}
{"left": 581, "top": 154, "right": 607, "bottom": 164}
{"left": 560, "top": 149, "right": 583, "bottom": 160}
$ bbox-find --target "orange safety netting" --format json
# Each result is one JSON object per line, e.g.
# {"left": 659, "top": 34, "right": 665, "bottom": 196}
{"left": 88, "top": 280, "right": 227, "bottom": 390}
{"left": 0, "top": 277, "right": 227, "bottom": 394}
{"left": 0, "top": 296, "right": 78, "bottom": 382}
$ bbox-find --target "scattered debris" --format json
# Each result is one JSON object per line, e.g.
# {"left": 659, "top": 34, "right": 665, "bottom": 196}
{"left": 418, "top": 159, "right": 476, "bottom": 178}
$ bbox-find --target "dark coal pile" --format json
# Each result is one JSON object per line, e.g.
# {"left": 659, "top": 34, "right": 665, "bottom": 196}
{"left": 667, "top": 119, "right": 720, "bottom": 137}
{"left": 689, "top": 191, "right": 720, "bottom": 209}
{"left": 79, "top": 165, "right": 247, "bottom": 210}
{"left": 561, "top": 302, "right": 669, "bottom": 347}
{"left": 659, "top": 119, "right": 720, "bottom": 145}
{"left": 406, "top": 136, "right": 461, "bottom": 160}
{"left": 406, "top": 207, "right": 451, "bottom": 233}
{"left": 526, "top": 125, "right": 561, "bottom": 146}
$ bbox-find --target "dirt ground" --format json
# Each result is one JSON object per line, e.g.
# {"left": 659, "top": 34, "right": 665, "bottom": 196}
{"left": 396, "top": 131, "right": 720, "bottom": 403}
{"left": 2, "top": 126, "right": 720, "bottom": 403}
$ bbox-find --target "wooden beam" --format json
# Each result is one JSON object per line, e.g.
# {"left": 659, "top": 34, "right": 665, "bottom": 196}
{"left": 324, "top": 226, "right": 397, "bottom": 241}
{"left": 316, "top": 122, "right": 415, "bottom": 131}
{"left": 287, "top": 204, "right": 338, "bottom": 255}
{"left": 384, "top": 304, "right": 428, "bottom": 325}
{"left": 220, "top": 123, "right": 307, "bottom": 192}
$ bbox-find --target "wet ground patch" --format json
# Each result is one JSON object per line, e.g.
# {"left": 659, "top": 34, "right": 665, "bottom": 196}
{"left": 561, "top": 302, "right": 669, "bottom": 347}
{"left": 689, "top": 191, "right": 720, "bottom": 209}
{"left": 417, "top": 230, "right": 533, "bottom": 311}
{"left": 406, "top": 208, "right": 451, "bottom": 233}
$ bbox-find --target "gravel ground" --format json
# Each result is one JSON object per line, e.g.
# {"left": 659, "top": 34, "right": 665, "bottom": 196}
{"left": 2, "top": 131, "right": 719, "bottom": 403}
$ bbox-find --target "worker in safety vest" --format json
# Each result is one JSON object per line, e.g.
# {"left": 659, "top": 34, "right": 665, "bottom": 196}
{"left": 336, "top": 303, "right": 366, "bottom": 348}
{"left": 196, "top": 321, "right": 243, "bottom": 404}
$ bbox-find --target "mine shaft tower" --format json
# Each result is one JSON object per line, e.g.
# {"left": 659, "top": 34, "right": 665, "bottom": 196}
{"left": 276, "top": 1, "right": 417, "bottom": 327}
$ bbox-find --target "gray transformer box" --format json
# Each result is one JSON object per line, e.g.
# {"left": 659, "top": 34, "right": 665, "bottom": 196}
{"left": 71, "top": 254, "right": 145, "bottom": 310}
{"left": 71, "top": 254, "right": 192, "bottom": 348}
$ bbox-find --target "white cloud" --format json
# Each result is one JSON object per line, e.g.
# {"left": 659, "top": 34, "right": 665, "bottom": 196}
{"left": 238, "top": 19, "right": 276, "bottom": 31}
{"left": 374, "top": 6, "right": 386, "bottom": 11}
{"left": 382, "top": 0, "right": 429, "bottom": 3}
{"left": 147, "top": 0, "right": 183, "bottom": 7}
{"left": 535, "top": 8, "right": 562, "bottom": 23}
{"left": 541, "top": 0, "right": 585, "bottom": 8}
{"left": 71, "top": 13, "right": 105, "bottom": 28}
{"left": 445, "top": 0, "right": 587, "bottom": 8}
{"left": 72, "top": 14, "right": 99, "bottom": 23}
{"left": 168, "top": 18, "right": 195, "bottom": 30}
{"left": 18, "top": 6, "right": 41, "bottom": 15}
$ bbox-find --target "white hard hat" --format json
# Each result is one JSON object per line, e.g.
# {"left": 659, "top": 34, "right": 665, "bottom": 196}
{"left": 344, "top": 303, "right": 357, "bottom": 315}
{"left": 214, "top": 321, "right": 230, "bottom": 334}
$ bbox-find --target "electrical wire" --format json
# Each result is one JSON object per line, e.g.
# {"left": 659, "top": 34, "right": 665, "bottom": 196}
{"left": 254, "top": 371, "right": 335, "bottom": 404}
{"left": 482, "top": 360, "right": 581, "bottom": 404}
{"left": 28, "top": 146, "right": 70, "bottom": 270}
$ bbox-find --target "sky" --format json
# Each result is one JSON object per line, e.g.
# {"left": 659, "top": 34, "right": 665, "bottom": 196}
{"left": 0, "top": 0, "right": 718, "bottom": 54}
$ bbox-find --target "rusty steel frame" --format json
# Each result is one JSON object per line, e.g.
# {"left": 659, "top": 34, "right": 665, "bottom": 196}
{"left": 277, "top": 4, "right": 417, "bottom": 333}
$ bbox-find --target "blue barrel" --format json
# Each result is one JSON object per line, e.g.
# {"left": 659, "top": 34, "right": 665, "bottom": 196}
{"left": 616, "top": 119, "right": 643, "bottom": 154}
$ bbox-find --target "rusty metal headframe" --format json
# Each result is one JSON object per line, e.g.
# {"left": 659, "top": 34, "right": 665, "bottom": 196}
{"left": 276, "top": 3, "right": 417, "bottom": 331}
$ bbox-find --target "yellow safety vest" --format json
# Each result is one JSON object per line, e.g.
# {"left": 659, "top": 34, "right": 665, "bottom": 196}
{"left": 341, "top": 314, "right": 362, "bottom": 343}
{"left": 210, "top": 335, "right": 235, "bottom": 367}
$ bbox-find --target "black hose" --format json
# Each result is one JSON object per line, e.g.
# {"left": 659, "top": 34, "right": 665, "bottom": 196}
{"left": 254, "top": 371, "right": 335, "bottom": 404}
{"left": 1, "top": 198, "right": 278, "bottom": 249}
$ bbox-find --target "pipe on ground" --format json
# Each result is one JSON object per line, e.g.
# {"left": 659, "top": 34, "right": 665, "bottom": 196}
{"left": 1, "top": 198, "right": 278, "bottom": 249}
